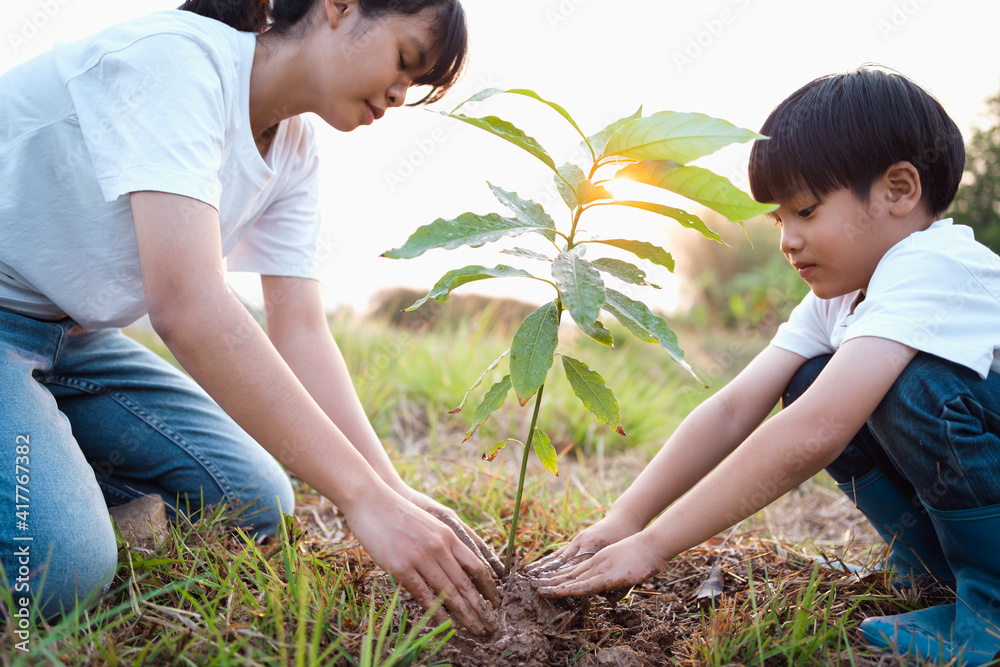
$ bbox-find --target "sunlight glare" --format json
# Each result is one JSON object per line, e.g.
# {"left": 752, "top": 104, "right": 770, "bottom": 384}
{"left": 602, "top": 178, "right": 650, "bottom": 202}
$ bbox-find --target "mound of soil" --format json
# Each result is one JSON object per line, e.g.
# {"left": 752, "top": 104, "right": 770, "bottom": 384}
{"left": 436, "top": 567, "right": 688, "bottom": 667}
{"left": 436, "top": 572, "right": 586, "bottom": 667}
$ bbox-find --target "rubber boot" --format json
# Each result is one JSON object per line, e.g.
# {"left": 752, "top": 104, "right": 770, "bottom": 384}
{"left": 860, "top": 503, "right": 1000, "bottom": 665}
{"left": 836, "top": 468, "right": 953, "bottom": 582}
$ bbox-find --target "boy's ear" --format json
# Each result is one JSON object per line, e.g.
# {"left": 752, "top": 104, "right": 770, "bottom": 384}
{"left": 881, "top": 161, "right": 923, "bottom": 217}
{"left": 324, "top": 0, "right": 357, "bottom": 29}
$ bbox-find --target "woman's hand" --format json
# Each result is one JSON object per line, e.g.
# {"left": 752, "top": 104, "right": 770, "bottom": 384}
{"left": 531, "top": 531, "right": 666, "bottom": 599}
{"left": 345, "top": 487, "right": 501, "bottom": 636}
{"left": 524, "top": 511, "right": 643, "bottom": 577}
{"left": 398, "top": 486, "right": 505, "bottom": 580}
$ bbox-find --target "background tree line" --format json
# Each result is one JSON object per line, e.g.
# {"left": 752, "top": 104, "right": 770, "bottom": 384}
{"left": 949, "top": 91, "right": 1000, "bottom": 253}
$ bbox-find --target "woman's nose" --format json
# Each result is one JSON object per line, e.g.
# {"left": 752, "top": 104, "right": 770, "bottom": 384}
{"left": 387, "top": 79, "right": 410, "bottom": 108}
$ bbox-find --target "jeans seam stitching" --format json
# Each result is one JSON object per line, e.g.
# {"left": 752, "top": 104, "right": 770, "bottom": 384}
{"left": 41, "top": 375, "right": 238, "bottom": 501}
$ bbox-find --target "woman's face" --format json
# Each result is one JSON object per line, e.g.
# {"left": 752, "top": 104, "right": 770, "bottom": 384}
{"left": 311, "top": 1, "right": 441, "bottom": 131}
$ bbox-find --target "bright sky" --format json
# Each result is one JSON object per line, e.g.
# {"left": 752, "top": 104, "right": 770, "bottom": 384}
{"left": 5, "top": 0, "right": 1000, "bottom": 314}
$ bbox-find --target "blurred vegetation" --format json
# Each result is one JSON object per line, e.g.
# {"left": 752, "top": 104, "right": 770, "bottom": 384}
{"left": 949, "top": 90, "right": 1000, "bottom": 254}
{"left": 343, "top": 295, "right": 711, "bottom": 460}
{"left": 671, "top": 213, "right": 809, "bottom": 337}
{"left": 127, "top": 293, "right": 714, "bottom": 463}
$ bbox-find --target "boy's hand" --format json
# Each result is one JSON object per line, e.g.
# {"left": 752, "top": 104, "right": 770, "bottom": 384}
{"left": 525, "top": 512, "right": 643, "bottom": 576}
{"left": 531, "top": 532, "right": 665, "bottom": 599}
{"left": 344, "top": 488, "right": 500, "bottom": 636}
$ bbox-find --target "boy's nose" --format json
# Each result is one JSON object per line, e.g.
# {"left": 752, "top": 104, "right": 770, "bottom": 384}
{"left": 780, "top": 228, "right": 803, "bottom": 254}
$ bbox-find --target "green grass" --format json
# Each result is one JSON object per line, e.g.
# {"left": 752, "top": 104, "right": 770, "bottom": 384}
{"left": 0, "top": 501, "right": 453, "bottom": 666}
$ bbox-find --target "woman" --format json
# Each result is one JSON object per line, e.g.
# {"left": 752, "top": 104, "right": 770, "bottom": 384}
{"left": 0, "top": 0, "right": 500, "bottom": 635}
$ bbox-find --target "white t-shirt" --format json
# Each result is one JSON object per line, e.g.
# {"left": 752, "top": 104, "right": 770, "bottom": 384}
{"left": 771, "top": 219, "right": 1000, "bottom": 379}
{"left": 0, "top": 10, "right": 321, "bottom": 329}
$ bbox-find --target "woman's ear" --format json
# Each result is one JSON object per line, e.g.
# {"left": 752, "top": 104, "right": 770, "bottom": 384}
{"left": 882, "top": 161, "right": 923, "bottom": 217}
{"left": 324, "top": 0, "right": 357, "bottom": 29}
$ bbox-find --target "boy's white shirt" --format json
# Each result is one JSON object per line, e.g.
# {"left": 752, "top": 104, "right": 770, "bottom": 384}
{"left": 0, "top": 10, "right": 321, "bottom": 329}
{"left": 771, "top": 219, "right": 1000, "bottom": 379}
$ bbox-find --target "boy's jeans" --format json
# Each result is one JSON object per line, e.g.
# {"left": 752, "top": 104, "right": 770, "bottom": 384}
{"left": 784, "top": 352, "right": 1000, "bottom": 511}
{"left": 0, "top": 307, "right": 294, "bottom": 617}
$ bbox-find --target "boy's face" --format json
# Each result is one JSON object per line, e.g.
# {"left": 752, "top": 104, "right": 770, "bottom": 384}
{"left": 771, "top": 188, "right": 903, "bottom": 300}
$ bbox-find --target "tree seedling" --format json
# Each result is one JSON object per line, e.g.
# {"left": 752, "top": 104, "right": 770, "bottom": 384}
{"left": 383, "top": 88, "right": 776, "bottom": 574}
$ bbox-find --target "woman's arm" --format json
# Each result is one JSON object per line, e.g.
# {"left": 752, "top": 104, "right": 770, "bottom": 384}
{"left": 529, "top": 344, "right": 805, "bottom": 571}
{"left": 260, "top": 274, "right": 503, "bottom": 575}
{"left": 130, "top": 192, "right": 499, "bottom": 634}
{"left": 537, "top": 336, "right": 917, "bottom": 596}
{"left": 261, "top": 275, "right": 404, "bottom": 488}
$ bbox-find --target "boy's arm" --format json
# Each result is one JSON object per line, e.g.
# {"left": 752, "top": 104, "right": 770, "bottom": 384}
{"left": 537, "top": 336, "right": 916, "bottom": 596}
{"left": 260, "top": 274, "right": 503, "bottom": 576}
{"left": 529, "top": 344, "right": 806, "bottom": 572}
{"left": 130, "top": 192, "right": 499, "bottom": 634}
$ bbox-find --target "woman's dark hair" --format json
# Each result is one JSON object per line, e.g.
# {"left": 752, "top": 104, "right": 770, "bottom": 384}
{"left": 748, "top": 67, "right": 965, "bottom": 216}
{"left": 178, "top": 0, "right": 467, "bottom": 104}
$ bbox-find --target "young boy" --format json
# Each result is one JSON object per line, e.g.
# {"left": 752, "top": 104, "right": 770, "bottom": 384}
{"left": 533, "top": 67, "right": 1000, "bottom": 664}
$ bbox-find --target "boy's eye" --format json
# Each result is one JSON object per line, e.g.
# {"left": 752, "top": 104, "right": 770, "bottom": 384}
{"left": 772, "top": 216, "right": 782, "bottom": 228}
{"left": 399, "top": 53, "right": 407, "bottom": 70}
{"left": 798, "top": 206, "right": 816, "bottom": 218}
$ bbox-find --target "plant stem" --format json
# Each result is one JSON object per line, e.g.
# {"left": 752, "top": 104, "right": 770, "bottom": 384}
{"left": 504, "top": 382, "right": 546, "bottom": 575}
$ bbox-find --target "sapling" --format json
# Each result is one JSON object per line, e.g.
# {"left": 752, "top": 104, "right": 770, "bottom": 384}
{"left": 383, "top": 88, "right": 775, "bottom": 574}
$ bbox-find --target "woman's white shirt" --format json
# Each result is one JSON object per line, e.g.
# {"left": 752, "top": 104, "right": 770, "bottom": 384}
{"left": 0, "top": 10, "right": 321, "bottom": 328}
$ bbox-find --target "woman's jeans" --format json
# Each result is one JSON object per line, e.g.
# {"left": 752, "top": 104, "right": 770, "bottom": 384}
{"left": 0, "top": 307, "right": 294, "bottom": 617}
{"left": 784, "top": 353, "right": 1000, "bottom": 512}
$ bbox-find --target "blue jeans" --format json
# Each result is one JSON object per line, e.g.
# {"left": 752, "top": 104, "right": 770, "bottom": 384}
{"left": 784, "top": 353, "right": 1000, "bottom": 511}
{"left": 0, "top": 307, "right": 293, "bottom": 618}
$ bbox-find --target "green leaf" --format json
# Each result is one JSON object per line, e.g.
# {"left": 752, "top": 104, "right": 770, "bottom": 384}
{"left": 532, "top": 428, "right": 559, "bottom": 476}
{"left": 501, "top": 247, "right": 552, "bottom": 262}
{"left": 587, "top": 106, "right": 643, "bottom": 157}
{"left": 577, "top": 179, "right": 613, "bottom": 206}
{"left": 556, "top": 162, "right": 584, "bottom": 210}
{"left": 453, "top": 87, "right": 592, "bottom": 159}
{"left": 448, "top": 113, "right": 556, "bottom": 172}
{"left": 406, "top": 265, "right": 541, "bottom": 311}
{"left": 583, "top": 320, "right": 615, "bottom": 348}
{"left": 488, "top": 183, "right": 557, "bottom": 242}
{"left": 554, "top": 163, "right": 612, "bottom": 209}
{"left": 602, "top": 288, "right": 699, "bottom": 381}
{"left": 383, "top": 212, "right": 555, "bottom": 259}
{"left": 450, "top": 87, "right": 506, "bottom": 111}
{"left": 509, "top": 301, "right": 560, "bottom": 403}
{"left": 463, "top": 375, "right": 513, "bottom": 442}
{"left": 505, "top": 89, "right": 591, "bottom": 157}
{"left": 586, "top": 239, "right": 675, "bottom": 272}
{"left": 608, "top": 200, "right": 722, "bottom": 242}
{"left": 617, "top": 160, "right": 778, "bottom": 223}
{"left": 449, "top": 347, "right": 510, "bottom": 414}
{"left": 590, "top": 257, "right": 661, "bottom": 289}
{"left": 552, "top": 253, "right": 605, "bottom": 330}
{"left": 561, "top": 355, "right": 625, "bottom": 436}
{"left": 483, "top": 438, "right": 519, "bottom": 463}
{"left": 603, "top": 111, "right": 765, "bottom": 163}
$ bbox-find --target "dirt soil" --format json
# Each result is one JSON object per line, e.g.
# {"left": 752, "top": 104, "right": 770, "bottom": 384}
{"left": 429, "top": 537, "right": 877, "bottom": 667}
{"left": 436, "top": 571, "right": 583, "bottom": 667}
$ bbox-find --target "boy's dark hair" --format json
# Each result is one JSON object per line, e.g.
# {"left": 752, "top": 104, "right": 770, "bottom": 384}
{"left": 179, "top": 0, "right": 467, "bottom": 104}
{"left": 748, "top": 67, "right": 965, "bottom": 216}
